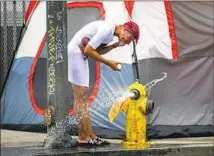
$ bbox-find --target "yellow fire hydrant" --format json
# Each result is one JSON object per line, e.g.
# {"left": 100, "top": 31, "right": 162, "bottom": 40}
{"left": 108, "top": 80, "right": 154, "bottom": 149}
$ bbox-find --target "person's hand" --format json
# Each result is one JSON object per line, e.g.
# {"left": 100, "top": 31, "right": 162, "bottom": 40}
{"left": 79, "top": 37, "right": 90, "bottom": 52}
{"left": 106, "top": 60, "right": 121, "bottom": 71}
{"left": 79, "top": 45, "right": 85, "bottom": 52}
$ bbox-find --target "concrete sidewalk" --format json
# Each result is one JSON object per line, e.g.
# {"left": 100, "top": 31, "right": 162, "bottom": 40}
{"left": 1, "top": 129, "right": 121, "bottom": 147}
{"left": 1, "top": 130, "right": 47, "bottom": 147}
{"left": 1, "top": 129, "right": 213, "bottom": 147}
{"left": 1, "top": 129, "right": 214, "bottom": 156}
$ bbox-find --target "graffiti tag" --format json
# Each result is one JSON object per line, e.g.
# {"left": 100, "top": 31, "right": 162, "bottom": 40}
{"left": 55, "top": 24, "right": 64, "bottom": 64}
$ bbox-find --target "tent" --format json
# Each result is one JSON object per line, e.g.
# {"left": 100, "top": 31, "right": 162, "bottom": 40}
{"left": 1, "top": 1, "right": 213, "bottom": 139}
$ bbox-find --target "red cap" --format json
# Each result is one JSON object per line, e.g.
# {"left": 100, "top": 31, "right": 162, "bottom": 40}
{"left": 122, "top": 21, "right": 140, "bottom": 43}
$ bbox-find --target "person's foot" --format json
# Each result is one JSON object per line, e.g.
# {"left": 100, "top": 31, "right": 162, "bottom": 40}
{"left": 88, "top": 130, "right": 110, "bottom": 145}
{"left": 94, "top": 137, "right": 110, "bottom": 145}
{"left": 89, "top": 130, "right": 98, "bottom": 139}
{"left": 78, "top": 138, "right": 104, "bottom": 147}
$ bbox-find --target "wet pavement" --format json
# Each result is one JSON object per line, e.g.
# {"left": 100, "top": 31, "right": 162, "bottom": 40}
{"left": 1, "top": 130, "right": 214, "bottom": 156}
{"left": 1, "top": 143, "right": 214, "bottom": 156}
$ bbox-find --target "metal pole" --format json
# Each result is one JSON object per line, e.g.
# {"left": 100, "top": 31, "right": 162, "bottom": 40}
{"left": 0, "top": 1, "right": 2, "bottom": 93}
{"left": 13, "top": 1, "right": 17, "bottom": 51}
{"left": 132, "top": 40, "right": 140, "bottom": 81}
{"left": 0, "top": 0, "right": 3, "bottom": 120}
{"left": 55, "top": 0, "right": 69, "bottom": 121}
{"left": 44, "top": 1, "right": 77, "bottom": 149}
{"left": 46, "top": 0, "right": 57, "bottom": 130}
{"left": 22, "top": 1, "right": 26, "bottom": 20}
{"left": 3, "top": 1, "right": 7, "bottom": 79}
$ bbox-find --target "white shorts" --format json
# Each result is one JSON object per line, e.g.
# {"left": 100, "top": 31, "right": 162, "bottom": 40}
{"left": 68, "top": 44, "right": 89, "bottom": 87}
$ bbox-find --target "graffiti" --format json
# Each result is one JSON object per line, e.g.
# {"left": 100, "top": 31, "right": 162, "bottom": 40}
{"left": 48, "top": 20, "right": 55, "bottom": 63}
{"left": 47, "top": 8, "right": 56, "bottom": 96}
{"left": 48, "top": 64, "right": 56, "bottom": 95}
{"left": 55, "top": 10, "right": 64, "bottom": 64}
{"left": 47, "top": 1, "right": 54, "bottom": 7}
{"left": 44, "top": 106, "right": 54, "bottom": 127}
{"left": 48, "top": 15, "right": 54, "bottom": 19}
{"left": 57, "top": 11, "right": 62, "bottom": 20}
{"left": 56, "top": 24, "right": 64, "bottom": 64}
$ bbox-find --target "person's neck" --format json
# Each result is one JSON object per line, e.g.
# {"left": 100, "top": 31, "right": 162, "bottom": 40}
{"left": 114, "top": 25, "right": 121, "bottom": 37}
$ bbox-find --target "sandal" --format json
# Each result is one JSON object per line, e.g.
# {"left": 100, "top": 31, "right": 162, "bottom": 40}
{"left": 78, "top": 139, "right": 102, "bottom": 147}
{"left": 95, "top": 137, "right": 110, "bottom": 145}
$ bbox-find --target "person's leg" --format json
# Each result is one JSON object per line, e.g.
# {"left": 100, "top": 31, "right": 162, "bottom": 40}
{"left": 72, "top": 83, "right": 102, "bottom": 142}
{"left": 86, "top": 111, "right": 97, "bottom": 139}
{"left": 72, "top": 83, "right": 91, "bottom": 141}
{"left": 67, "top": 50, "right": 91, "bottom": 141}
{"left": 68, "top": 49, "right": 107, "bottom": 145}
{"left": 72, "top": 85, "right": 109, "bottom": 145}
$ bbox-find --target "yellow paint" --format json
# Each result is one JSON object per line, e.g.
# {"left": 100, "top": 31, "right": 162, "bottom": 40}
{"left": 108, "top": 81, "right": 153, "bottom": 149}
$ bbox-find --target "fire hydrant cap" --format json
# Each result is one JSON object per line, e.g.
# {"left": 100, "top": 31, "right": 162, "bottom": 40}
{"left": 135, "top": 79, "right": 140, "bottom": 83}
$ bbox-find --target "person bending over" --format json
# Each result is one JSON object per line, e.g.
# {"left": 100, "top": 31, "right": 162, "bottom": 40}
{"left": 67, "top": 20, "right": 139, "bottom": 146}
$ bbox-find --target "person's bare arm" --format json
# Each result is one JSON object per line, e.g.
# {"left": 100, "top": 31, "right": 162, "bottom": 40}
{"left": 84, "top": 44, "right": 109, "bottom": 64}
{"left": 97, "top": 43, "right": 118, "bottom": 55}
{"left": 82, "top": 29, "right": 121, "bottom": 70}
{"left": 84, "top": 44, "right": 120, "bottom": 71}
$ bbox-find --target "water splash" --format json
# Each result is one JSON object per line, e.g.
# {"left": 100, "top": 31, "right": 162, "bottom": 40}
{"left": 145, "top": 72, "right": 168, "bottom": 91}
{"left": 67, "top": 88, "right": 140, "bottom": 125}
{"left": 43, "top": 118, "right": 78, "bottom": 149}
{"left": 127, "top": 91, "right": 135, "bottom": 98}
{"left": 92, "top": 89, "right": 131, "bottom": 112}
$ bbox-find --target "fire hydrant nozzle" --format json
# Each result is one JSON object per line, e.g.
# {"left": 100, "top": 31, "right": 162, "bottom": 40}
{"left": 129, "top": 89, "right": 140, "bottom": 100}
{"left": 146, "top": 100, "right": 154, "bottom": 114}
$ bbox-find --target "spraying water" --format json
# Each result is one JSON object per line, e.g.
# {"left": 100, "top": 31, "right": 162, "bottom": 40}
{"left": 68, "top": 72, "right": 168, "bottom": 124}
{"left": 94, "top": 90, "right": 130, "bottom": 110}
{"left": 43, "top": 118, "right": 78, "bottom": 149}
{"left": 66, "top": 88, "right": 134, "bottom": 126}
{"left": 128, "top": 91, "right": 136, "bottom": 98}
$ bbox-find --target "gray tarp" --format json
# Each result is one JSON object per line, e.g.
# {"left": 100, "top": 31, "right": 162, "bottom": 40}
{"left": 139, "top": 56, "right": 213, "bottom": 125}
{"left": 171, "top": 1, "right": 214, "bottom": 58}
{"left": 140, "top": 1, "right": 214, "bottom": 126}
